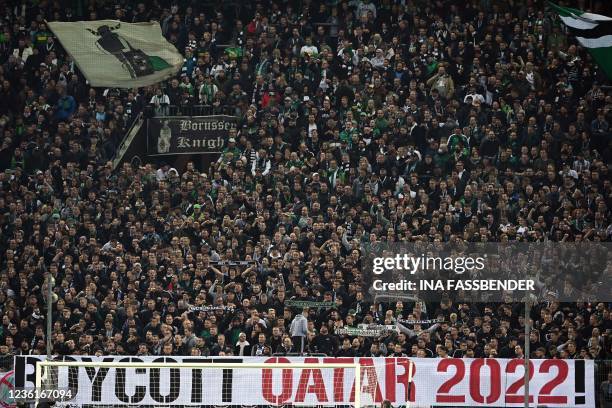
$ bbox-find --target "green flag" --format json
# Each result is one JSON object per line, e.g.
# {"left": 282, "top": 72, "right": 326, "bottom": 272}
{"left": 225, "top": 47, "right": 243, "bottom": 59}
{"left": 549, "top": 2, "right": 612, "bottom": 79}
{"left": 427, "top": 60, "right": 439, "bottom": 75}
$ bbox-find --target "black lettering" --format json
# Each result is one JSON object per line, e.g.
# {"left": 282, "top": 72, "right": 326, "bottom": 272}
{"left": 213, "top": 357, "right": 243, "bottom": 404}
{"left": 82, "top": 357, "right": 114, "bottom": 402}
{"left": 150, "top": 357, "right": 180, "bottom": 403}
{"left": 14, "top": 356, "right": 37, "bottom": 388}
{"left": 222, "top": 369, "right": 233, "bottom": 403}
{"left": 115, "top": 357, "right": 146, "bottom": 404}
{"left": 184, "top": 357, "right": 244, "bottom": 404}
{"left": 61, "top": 356, "right": 79, "bottom": 398}
{"left": 183, "top": 358, "right": 207, "bottom": 403}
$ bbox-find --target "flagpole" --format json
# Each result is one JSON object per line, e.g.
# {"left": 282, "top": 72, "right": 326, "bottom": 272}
{"left": 524, "top": 299, "right": 530, "bottom": 408}
{"left": 523, "top": 293, "right": 537, "bottom": 408}
{"left": 44, "top": 248, "right": 52, "bottom": 359}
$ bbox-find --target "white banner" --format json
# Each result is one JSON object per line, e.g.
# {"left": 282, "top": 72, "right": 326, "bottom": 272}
{"left": 47, "top": 20, "right": 183, "bottom": 88}
{"left": 12, "top": 356, "right": 594, "bottom": 407}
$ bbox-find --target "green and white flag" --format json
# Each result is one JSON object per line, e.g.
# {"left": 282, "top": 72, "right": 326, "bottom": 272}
{"left": 47, "top": 20, "right": 183, "bottom": 88}
{"left": 550, "top": 2, "right": 612, "bottom": 79}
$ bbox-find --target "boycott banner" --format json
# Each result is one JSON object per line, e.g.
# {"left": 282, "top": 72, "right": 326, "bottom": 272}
{"left": 12, "top": 356, "right": 594, "bottom": 407}
{"left": 148, "top": 115, "right": 237, "bottom": 155}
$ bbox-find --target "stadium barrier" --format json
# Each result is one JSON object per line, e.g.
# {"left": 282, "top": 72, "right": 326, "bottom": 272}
{"left": 3, "top": 355, "right": 603, "bottom": 407}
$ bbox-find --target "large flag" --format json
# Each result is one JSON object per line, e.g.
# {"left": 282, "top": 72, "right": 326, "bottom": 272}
{"left": 550, "top": 2, "right": 612, "bottom": 79}
{"left": 47, "top": 20, "right": 183, "bottom": 88}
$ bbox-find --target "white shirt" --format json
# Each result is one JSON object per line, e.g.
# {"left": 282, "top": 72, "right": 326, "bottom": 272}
{"left": 150, "top": 94, "right": 170, "bottom": 105}
{"left": 156, "top": 167, "right": 177, "bottom": 181}
{"left": 308, "top": 122, "right": 318, "bottom": 137}
{"left": 300, "top": 45, "right": 318, "bottom": 57}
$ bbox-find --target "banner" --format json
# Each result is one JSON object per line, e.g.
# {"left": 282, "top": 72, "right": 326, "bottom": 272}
{"left": 148, "top": 115, "right": 237, "bottom": 155}
{"left": 189, "top": 305, "right": 235, "bottom": 313}
{"left": 335, "top": 327, "right": 389, "bottom": 337}
{"left": 47, "top": 20, "right": 183, "bottom": 88}
{"left": 285, "top": 300, "right": 336, "bottom": 309}
{"left": 396, "top": 318, "right": 442, "bottom": 325}
{"left": 12, "top": 356, "right": 594, "bottom": 407}
{"left": 358, "top": 324, "right": 398, "bottom": 333}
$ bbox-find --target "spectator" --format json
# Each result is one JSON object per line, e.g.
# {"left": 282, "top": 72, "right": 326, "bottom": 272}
{"left": 150, "top": 87, "right": 170, "bottom": 116}
{"left": 234, "top": 332, "right": 251, "bottom": 356}
{"left": 0, "top": 2, "right": 608, "bottom": 399}
{"left": 54, "top": 85, "right": 76, "bottom": 121}
{"left": 601, "top": 372, "right": 612, "bottom": 408}
{"left": 289, "top": 308, "right": 308, "bottom": 354}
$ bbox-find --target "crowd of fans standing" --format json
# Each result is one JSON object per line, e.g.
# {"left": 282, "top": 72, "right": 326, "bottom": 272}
{"left": 0, "top": 2, "right": 611, "bottom": 401}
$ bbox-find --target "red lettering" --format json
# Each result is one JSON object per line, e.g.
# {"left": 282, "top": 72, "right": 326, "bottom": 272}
{"left": 389, "top": 358, "right": 416, "bottom": 402}
{"left": 385, "top": 358, "right": 396, "bottom": 401}
{"left": 323, "top": 357, "right": 354, "bottom": 402}
{"left": 537, "top": 360, "right": 568, "bottom": 405}
{"left": 350, "top": 358, "right": 383, "bottom": 404}
{"left": 469, "top": 359, "right": 501, "bottom": 404}
{"left": 436, "top": 359, "right": 465, "bottom": 403}
{"left": 261, "top": 357, "right": 293, "bottom": 404}
{"left": 505, "top": 359, "right": 534, "bottom": 403}
{"left": 295, "top": 358, "right": 327, "bottom": 403}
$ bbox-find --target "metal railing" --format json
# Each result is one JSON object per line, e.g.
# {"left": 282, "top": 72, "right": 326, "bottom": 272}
{"left": 596, "top": 360, "right": 612, "bottom": 408}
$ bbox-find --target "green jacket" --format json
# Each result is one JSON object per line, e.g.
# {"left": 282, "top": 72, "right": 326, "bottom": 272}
{"left": 340, "top": 128, "right": 359, "bottom": 147}
{"left": 447, "top": 133, "right": 469, "bottom": 152}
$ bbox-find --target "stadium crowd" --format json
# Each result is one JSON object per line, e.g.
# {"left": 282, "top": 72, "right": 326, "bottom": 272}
{"left": 0, "top": 0, "right": 611, "bottom": 395}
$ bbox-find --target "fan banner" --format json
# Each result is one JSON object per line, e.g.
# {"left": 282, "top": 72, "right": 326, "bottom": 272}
{"left": 11, "top": 356, "right": 594, "bottom": 407}
{"left": 47, "top": 20, "right": 183, "bottom": 88}
{"left": 147, "top": 115, "right": 237, "bottom": 155}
